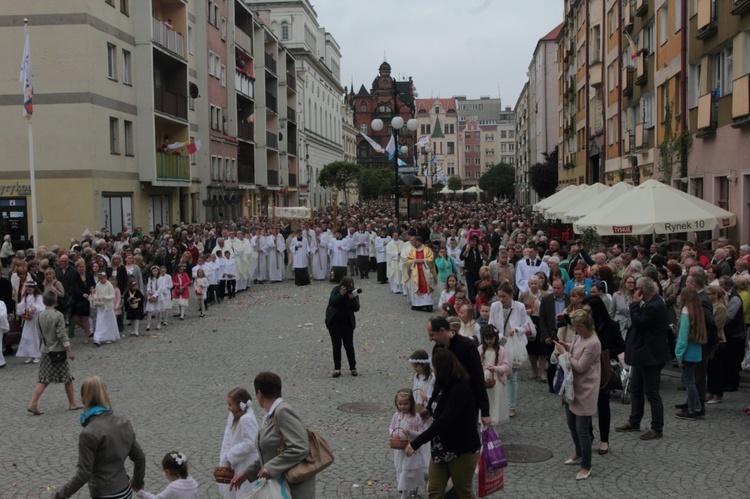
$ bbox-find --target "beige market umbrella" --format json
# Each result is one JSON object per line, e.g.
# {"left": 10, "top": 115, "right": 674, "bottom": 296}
{"left": 562, "top": 181, "right": 634, "bottom": 223}
{"left": 544, "top": 183, "right": 609, "bottom": 221}
{"left": 532, "top": 184, "right": 581, "bottom": 213}
{"left": 573, "top": 179, "right": 737, "bottom": 235}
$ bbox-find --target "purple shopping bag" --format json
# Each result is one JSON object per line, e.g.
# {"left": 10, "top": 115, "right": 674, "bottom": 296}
{"left": 481, "top": 427, "right": 508, "bottom": 472}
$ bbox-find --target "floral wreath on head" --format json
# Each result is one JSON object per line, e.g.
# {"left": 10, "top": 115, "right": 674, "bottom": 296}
{"left": 171, "top": 452, "right": 187, "bottom": 466}
{"left": 408, "top": 357, "right": 431, "bottom": 365}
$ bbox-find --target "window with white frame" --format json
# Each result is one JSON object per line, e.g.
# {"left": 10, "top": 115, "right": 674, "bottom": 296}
{"left": 188, "top": 26, "right": 194, "bottom": 54}
{"left": 447, "top": 162, "right": 455, "bottom": 175}
{"left": 215, "top": 54, "right": 222, "bottom": 79}
{"left": 474, "top": 158, "right": 481, "bottom": 165}
{"left": 225, "top": 157, "right": 231, "bottom": 182}
{"left": 281, "top": 21, "right": 289, "bottom": 40}
{"left": 659, "top": 6, "right": 668, "bottom": 45}
{"left": 221, "top": 18, "right": 227, "bottom": 40}
{"left": 643, "top": 23, "right": 654, "bottom": 54}
{"left": 107, "top": 43, "right": 117, "bottom": 80}
{"left": 213, "top": 3, "right": 220, "bottom": 28}
{"left": 109, "top": 117, "right": 119, "bottom": 154}
{"left": 689, "top": 62, "right": 702, "bottom": 108}
{"left": 221, "top": 65, "right": 226, "bottom": 87}
{"left": 124, "top": 120, "right": 134, "bottom": 156}
{"left": 713, "top": 47, "right": 733, "bottom": 97}
{"left": 359, "top": 123, "right": 367, "bottom": 134}
{"left": 102, "top": 194, "right": 132, "bottom": 235}
{"left": 208, "top": 51, "right": 216, "bottom": 76}
{"left": 121, "top": 49, "right": 131, "bottom": 84}
{"left": 642, "top": 93, "right": 655, "bottom": 128}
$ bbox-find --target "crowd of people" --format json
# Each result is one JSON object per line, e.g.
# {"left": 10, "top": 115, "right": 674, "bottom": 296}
{"left": 2, "top": 197, "right": 750, "bottom": 496}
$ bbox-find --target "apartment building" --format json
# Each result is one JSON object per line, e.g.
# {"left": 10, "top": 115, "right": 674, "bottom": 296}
{"left": 249, "top": 0, "right": 343, "bottom": 209}
{"left": 516, "top": 83, "right": 532, "bottom": 205}
{"left": 415, "top": 98, "right": 460, "bottom": 188}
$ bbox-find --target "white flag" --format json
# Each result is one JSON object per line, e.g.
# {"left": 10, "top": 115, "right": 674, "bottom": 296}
{"left": 20, "top": 28, "right": 33, "bottom": 120}
{"left": 359, "top": 131, "right": 384, "bottom": 153}
{"left": 418, "top": 136, "right": 429, "bottom": 147}
{"left": 385, "top": 133, "right": 395, "bottom": 160}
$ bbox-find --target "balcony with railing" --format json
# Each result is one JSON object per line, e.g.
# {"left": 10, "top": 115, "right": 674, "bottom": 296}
{"left": 636, "top": 0, "right": 648, "bottom": 17}
{"left": 234, "top": 27, "right": 253, "bottom": 54}
{"left": 731, "top": 74, "right": 750, "bottom": 127}
{"left": 152, "top": 18, "right": 184, "bottom": 58}
{"left": 636, "top": 52, "right": 648, "bottom": 86}
{"left": 732, "top": 0, "right": 750, "bottom": 15}
{"left": 286, "top": 72, "right": 296, "bottom": 88}
{"left": 288, "top": 140, "right": 297, "bottom": 156}
{"left": 154, "top": 85, "right": 188, "bottom": 120}
{"left": 634, "top": 122, "right": 652, "bottom": 150}
{"left": 264, "top": 52, "right": 277, "bottom": 74}
{"left": 238, "top": 121, "right": 255, "bottom": 142}
{"left": 156, "top": 151, "right": 190, "bottom": 181}
{"left": 287, "top": 107, "right": 296, "bottom": 123}
{"left": 238, "top": 161, "right": 255, "bottom": 184}
{"left": 235, "top": 71, "right": 254, "bottom": 98}
{"left": 266, "top": 131, "right": 278, "bottom": 149}
{"left": 697, "top": 0, "right": 718, "bottom": 39}
{"left": 267, "top": 169, "right": 278, "bottom": 186}
{"left": 623, "top": 131, "right": 635, "bottom": 154}
{"left": 622, "top": 66, "right": 636, "bottom": 97}
{"left": 266, "top": 93, "right": 277, "bottom": 113}
{"left": 696, "top": 92, "right": 718, "bottom": 137}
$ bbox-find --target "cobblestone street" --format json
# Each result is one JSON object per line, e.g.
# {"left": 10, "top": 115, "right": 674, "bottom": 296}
{"left": 2, "top": 277, "right": 750, "bottom": 498}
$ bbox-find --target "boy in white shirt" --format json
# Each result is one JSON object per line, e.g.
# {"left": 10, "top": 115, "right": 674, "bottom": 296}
{"left": 222, "top": 250, "right": 237, "bottom": 299}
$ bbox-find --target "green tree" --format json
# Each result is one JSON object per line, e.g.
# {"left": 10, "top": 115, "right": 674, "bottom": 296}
{"left": 479, "top": 162, "right": 515, "bottom": 199}
{"left": 317, "top": 161, "right": 362, "bottom": 205}
{"left": 529, "top": 149, "right": 559, "bottom": 199}
{"left": 447, "top": 175, "right": 463, "bottom": 195}
{"left": 358, "top": 167, "right": 394, "bottom": 200}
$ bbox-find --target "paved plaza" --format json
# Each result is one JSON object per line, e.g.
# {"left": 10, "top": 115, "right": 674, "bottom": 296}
{"left": 2, "top": 276, "right": 750, "bottom": 498}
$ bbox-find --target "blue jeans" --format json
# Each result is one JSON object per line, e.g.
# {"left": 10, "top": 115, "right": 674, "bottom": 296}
{"left": 507, "top": 369, "right": 519, "bottom": 409}
{"left": 681, "top": 361, "right": 700, "bottom": 413}
{"left": 565, "top": 406, "right": 593, "bottom": 470}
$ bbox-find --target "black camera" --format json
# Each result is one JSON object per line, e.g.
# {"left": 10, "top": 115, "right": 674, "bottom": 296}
{"left": 555, "top": 314, "right": 571, "bottom": 329}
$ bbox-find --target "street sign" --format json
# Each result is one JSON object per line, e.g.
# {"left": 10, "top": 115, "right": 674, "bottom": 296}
{"left": 398, "top": 167, "right": 417, "bottom": 173}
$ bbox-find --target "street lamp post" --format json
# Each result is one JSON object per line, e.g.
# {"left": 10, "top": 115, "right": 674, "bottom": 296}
{"left": 371, "top": 115, "right": 417, "bottom": 221}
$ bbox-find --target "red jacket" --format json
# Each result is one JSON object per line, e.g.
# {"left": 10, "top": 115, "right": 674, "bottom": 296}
{"left": 172, "top": 272, "right": 190, "bottom": 299}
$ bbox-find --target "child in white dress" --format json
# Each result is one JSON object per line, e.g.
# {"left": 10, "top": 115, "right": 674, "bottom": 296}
{"left": 159, "top": 266, "right": 173, "bottom": 326}
{"left": 218, "top": 387, "right": 259, "bottom": 499}
{"left": 16, "top": 282, "right": 44, "bottom": 363}
{"left": 92, "top": 272, "right": 119, "bottom": 345}
{"left": 144, "top": 266, "right": 164, "bottom": 332}
{"left": 135, "top": 451, "right": 199, "bottom": 499}
{"left": 479, "top": 324, "right": 511, "bottom": 425}
{"left": 408, "top": 349, "right": 433, "bottom": 477}
{"left": 389, "top": 389, "right": 426, "bottom": 499}
{"left": 193, "top": 269, "right": 208, "bottom": 318}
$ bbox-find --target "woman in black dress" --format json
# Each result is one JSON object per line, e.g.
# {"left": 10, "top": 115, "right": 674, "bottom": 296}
{"left": 70, "top": 260, "right": 95, "bottom": 344}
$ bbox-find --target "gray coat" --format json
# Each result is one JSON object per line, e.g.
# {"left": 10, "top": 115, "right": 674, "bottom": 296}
{"left": 245, "top": 401, "right": 315, "bottom": 499}
{"left": 37, "top": 307, "right": 69, "bottom": 353}
{"left": 56, "top": 411, "right": 145, "bottom": 498}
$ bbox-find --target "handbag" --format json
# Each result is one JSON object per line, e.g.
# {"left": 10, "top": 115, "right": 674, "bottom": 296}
{"left": 476, "top": 449, "right": 504, "bottom": 497}
{"left": 47, "top": 350, "right": 67, "bottom": 363}
{"left": 213, "top": 465, "right": 234, "bottom": 484}
{"left": 481, "top": 427, "right": 508, "bottom": 471}
{"left": 243, "top": 477, "right": 291, "bottom": 499}
{"left": 274, "top": 415, "right": 334, "bottom": 485}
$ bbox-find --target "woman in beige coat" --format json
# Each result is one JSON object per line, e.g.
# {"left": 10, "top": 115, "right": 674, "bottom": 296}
{"left": 553, "top": 309, "right": 601, "bottom": 481}
{"left": 230, "top": 372, "right": 314, "bottom": 498}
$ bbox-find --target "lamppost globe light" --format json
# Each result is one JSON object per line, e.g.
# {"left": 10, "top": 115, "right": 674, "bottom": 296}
{"left": 371, "top": 118, "right": 384, "bottom": 131}
{"left": 425, "top": 145, "right": 432, "bottom": 154}
{"left": 391, "top": 116, "right": 405, "bottom": 130}
{"left": 400, "top": 145, "right": 409, "bottom": 156}
{"left": 406, "top": 118, "right": 418, "bottom": 131}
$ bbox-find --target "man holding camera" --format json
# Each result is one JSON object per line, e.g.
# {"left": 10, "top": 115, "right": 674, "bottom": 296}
{"left": 324, "top": 276, "right": 360, "bottom": 378}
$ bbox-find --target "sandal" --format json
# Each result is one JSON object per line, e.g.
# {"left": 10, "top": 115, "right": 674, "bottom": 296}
{"left": 69, "top": 405, "right": 84, "bottom": 411}
{"left": 332, "top": 371, "right": 341, "bottom": 378}
{"left": 27, "top": 407, "right": 43, "bottom": 416}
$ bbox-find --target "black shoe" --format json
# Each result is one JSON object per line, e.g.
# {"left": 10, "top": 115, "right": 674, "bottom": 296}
{"left": 675, "top": 410, "right": 697, "bottom": 420}
{"left": 332, "top": 371, "right": 341, "bottom": 378}
{"left": 696, "top": 409, "right": 706, "bottom": 418}
{"left": 350, "top": 369, "right": 358, "bottom": 377}
{"left": 674, "top": 403, "right": 688, "bottom": 410}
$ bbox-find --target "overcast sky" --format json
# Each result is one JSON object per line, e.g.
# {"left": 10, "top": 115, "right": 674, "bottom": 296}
{"left": 312, "top": 0, "right": 563, "bottom": 108}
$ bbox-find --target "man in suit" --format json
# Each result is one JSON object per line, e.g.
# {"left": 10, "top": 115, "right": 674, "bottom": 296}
{"left": 425, "top": 315, "right": 492, "bottom": 429}
{"left": 616, "top": 276, "right": 669, "bottom": 440}
{"left": 539, "top": 277, "right": 570, "bottom": 392}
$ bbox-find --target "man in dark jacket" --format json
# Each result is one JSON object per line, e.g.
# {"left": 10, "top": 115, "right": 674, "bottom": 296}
{"left": 616, "top": 276, "right": 669, "bottom": 440}
{"left": 425, "top": 315, "right": 492, "bottom": 428}
{"left": 539, "top": 278, "right": 570, "bottom": 392}
{"left": 720, "top": 276, "right": 745, "bottom": 392}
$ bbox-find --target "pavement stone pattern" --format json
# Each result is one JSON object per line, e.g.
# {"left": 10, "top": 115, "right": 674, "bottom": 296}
{"left": 2, "top": 276, "right": 750, "bottom": 498}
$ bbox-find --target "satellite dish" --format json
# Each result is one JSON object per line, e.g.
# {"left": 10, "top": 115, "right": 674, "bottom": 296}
{"left": 189, "top": 83, "right": 200, "bottom": 99}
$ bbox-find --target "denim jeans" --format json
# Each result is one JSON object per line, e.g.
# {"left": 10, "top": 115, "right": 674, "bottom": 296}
{"left": 628, "top": 364, "right": 664, "bottom": 432}
{"left": 681, "top": 361, "right": 700, "bottom": 414}
{"left": 565, "top": 405, "right": 593, "bottom": 470}
{"left": 507, "top": 369, "right": 519, "bottom": 409}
